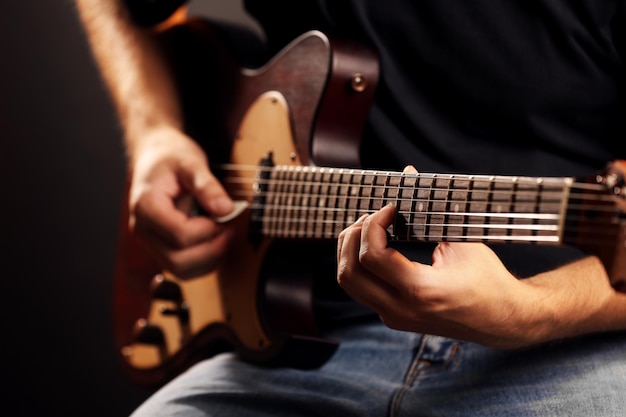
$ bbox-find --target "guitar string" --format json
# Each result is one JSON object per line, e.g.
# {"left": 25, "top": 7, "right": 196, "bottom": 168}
{"left": 249, "top": 206, "right": 618, "bottom": 245}
{"left": 229, "top": 185, "right": 621, "bottom": 241}
{"left": 246, "top": 208, "right": 606, "bottom": 231}
{"left": 215, "top": 162, "right": 619, "bottom": 192}
{"left": 214, "top": 164, "right": 621, "bottom": 202}
{"left": 222, "top": 177, "right": 622, "bottom": 217}
{"left": 207, "top": 165, "right": 623, "bottom": 245}
{"left": 250, "top": 220, "right": 614, "bottom": 247}
{"left": 229, "top": 186, "right": 619, "bottom": 214}
{"left": 243, "top": 196, "right": 617, "bottom": 247}
{"left": 224, "top": 174, "right": 618, "bottom": 203}
{"left": 249, "top": 218, "right": 615, "bottom": 247}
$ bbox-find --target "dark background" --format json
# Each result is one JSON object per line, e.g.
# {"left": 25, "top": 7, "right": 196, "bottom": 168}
{"left": 0, "top": 1, "right": 257, "bottom": 415}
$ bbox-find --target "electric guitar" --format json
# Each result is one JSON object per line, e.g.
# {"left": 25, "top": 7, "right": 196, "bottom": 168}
{"left": 113, "top": 19, "right": 626, "bottom": 387}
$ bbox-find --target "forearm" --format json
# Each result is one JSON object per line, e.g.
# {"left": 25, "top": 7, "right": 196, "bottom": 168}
{"left": 524, "top": 255, "right": 626, "bottom": 343}
{"left": 75, "top": 0, "right": 184, "bottom": 163}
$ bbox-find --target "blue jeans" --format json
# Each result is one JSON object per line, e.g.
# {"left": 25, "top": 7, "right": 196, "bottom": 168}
{"left": 131, "top": 318, "right": 626, "bottom": 416}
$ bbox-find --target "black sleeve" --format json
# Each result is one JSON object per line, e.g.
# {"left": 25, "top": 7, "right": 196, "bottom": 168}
{"left": 123, "top": 0, "right": 188, "bottom": 27}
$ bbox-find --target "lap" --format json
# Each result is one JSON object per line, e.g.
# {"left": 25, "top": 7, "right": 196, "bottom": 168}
{"left": 130, "top": 319, "right": 626, "bottom": 417}
{"left": 403, "top": 333, "right": 626, "bottom": 416}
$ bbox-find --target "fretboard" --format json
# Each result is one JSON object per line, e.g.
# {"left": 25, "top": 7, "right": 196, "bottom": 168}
{"left": 251, "top": 165, "right": 574, "bottom": 244}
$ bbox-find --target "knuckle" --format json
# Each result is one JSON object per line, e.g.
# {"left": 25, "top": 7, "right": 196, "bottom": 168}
{"left": 170, "top": 229, "right": 191, "bottom": 249}
{"left": 336, "top": 259, "right": 358, "bottom": 287}
{"left": 358, "top": 247, "right": 377, "bottom": 267}
{"left": 336, "top": 264, "right": 350, "bottom": 286}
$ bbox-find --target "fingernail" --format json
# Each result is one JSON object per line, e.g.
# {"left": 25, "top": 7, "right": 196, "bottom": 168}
{"left": 210, "top": 196, "right": 234, "bottom": 214}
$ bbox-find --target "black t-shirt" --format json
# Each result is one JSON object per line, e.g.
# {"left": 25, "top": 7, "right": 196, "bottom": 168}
{"left": 249, "top": 1, "right": 626, "bottom": 176}
{"left": 127, "top": 0, "right": 626, "bottom": 175}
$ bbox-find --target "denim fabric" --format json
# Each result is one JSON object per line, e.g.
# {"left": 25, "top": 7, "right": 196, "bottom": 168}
{"left": 131, "top": 318, "right": 626, "bottom": 416}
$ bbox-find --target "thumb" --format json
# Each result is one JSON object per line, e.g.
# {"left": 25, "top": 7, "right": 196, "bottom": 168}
{"left": 177, "top": 161, "right": 234, "bottom": 217}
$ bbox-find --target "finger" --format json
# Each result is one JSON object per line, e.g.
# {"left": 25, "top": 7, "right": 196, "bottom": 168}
{"left": 359, "top": 204, "right": 425, "bottom": 288}
{"left": 337, "top": 213, "right": 367, "bottom": 272}
{"left": 149, "top": 228, "right": 233, "bottom": 279}
{"left": 337, "top": 215, "right": 397, "bottom": 310}
{"left": 176, "top": 160, "right": 234, "bottom": 217}
{"left": 133, "top": 190, "right": 225, "bottom": 248}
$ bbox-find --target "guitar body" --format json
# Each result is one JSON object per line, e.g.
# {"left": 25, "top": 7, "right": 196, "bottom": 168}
{"left": 113, "top": 19, "right": 379, "bottom": 387}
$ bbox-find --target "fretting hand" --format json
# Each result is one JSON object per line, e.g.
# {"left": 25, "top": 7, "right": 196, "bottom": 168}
{"left": 335, "top": 166, "right": 618, "bottom": 348}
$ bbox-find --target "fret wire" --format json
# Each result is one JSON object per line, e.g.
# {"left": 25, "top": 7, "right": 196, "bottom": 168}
{"left": 281, "top": 168, "right": 293, "bottom": 235}
{"left": 274, "top": 167, "right": 283, "bottom": 237}
{"left": 508, "top": 176, "right": 519, "bottom": 238}
{"left": 401, "top": 172, "right": 417, "bottom": 240}
{"left": 310, "top": 169, "right": 319, "bottom": 237}
{"left": 337, "top": 169, "right": 349, "bottom": 233}
{"left": 443, "top": 175, "right": 452, "bottom": 240}
{"left": 293, "top": 167, "right": 303, "bottom": 237}
{"left": 326, "top": 169, "right": 338, "bottom": 236}
{"left": 324, "top": 170, "right": 334, "bottom": 237}
{"left": 531, "top": 177, "right": 542, "bottom": 239}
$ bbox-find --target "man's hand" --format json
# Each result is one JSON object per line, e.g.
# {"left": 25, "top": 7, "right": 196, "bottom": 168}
{"left": 336, "top": 203, "right": 548, "bottom": 348}
{"left": 335, "top": 166, "right": 621, "bottom": 348}
{"left": 75, "top": 0, "right": 237, "bottom": 279}
{"left": 128, "top": 126, "right": 235, "bottom": 278}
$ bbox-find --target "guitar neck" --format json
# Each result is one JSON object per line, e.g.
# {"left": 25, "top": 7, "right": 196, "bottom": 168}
{"left": 251, "top": 165, "right": 576, "bottom": 245}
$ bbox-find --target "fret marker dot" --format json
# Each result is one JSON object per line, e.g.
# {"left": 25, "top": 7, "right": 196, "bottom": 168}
{"left": 454, "top": 203, "right": 460, "bottom": 212}
{"left": 418, "top": 203, "right": 424, "bottom": 212}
